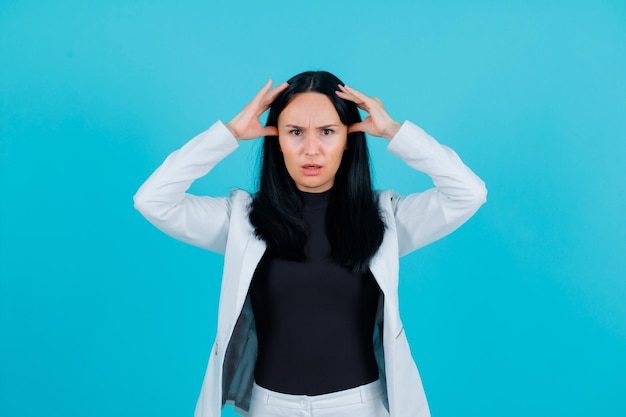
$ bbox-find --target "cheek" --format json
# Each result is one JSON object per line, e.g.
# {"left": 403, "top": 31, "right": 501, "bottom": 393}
{"left": 278, "top": 136, "right": 301, "bottom": 153}
{"left": 329, "top": 142, "right": 348, "bottom": 164}
{"left": 279, "top": 147, "right": 300, "bottom": 172}
{"left": 277, "top": 138, "right": 292, "bottom": 159}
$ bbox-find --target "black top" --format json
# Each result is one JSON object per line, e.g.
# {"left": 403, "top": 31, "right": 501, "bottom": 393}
{"left": 249, "top": 189, "right": 381, "bottom": 395}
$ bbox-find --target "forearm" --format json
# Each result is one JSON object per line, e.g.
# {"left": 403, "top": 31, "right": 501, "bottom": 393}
{"left": 387, "top": 121, "right": 487, "bottom": 255}
{"left": 133, "top": 121, "right": 238, "bottom": 252}
{"left": 388, "top": 121, "right": 487, "bottom": 205}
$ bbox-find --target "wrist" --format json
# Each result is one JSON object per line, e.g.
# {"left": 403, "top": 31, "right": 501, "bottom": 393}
{"left": 382, "top": 121, "right": 402, "bottom": 140}
{"left": 225, "top": 122, "right": 240, "bottom": 140}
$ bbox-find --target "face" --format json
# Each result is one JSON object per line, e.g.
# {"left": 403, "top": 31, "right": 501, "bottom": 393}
{"left": 277, "top": 92, "right": 348, "bottom": 193}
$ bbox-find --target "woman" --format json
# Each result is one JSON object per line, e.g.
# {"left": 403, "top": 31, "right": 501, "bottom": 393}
{"left": 134, "top": 71, "right": 487, "bottom": 417}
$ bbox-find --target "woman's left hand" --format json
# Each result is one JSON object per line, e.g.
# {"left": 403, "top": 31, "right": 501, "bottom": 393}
{"left": 335, "top": 84, "right": 402, "bottom": 141}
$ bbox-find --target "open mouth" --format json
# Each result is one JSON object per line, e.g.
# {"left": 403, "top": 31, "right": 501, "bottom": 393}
{"left": 302, "top": 164, "right": 322, "bottom": 175}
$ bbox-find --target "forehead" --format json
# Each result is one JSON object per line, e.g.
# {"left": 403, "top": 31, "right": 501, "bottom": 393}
{"left": 278, "top": 92, "right": 342, "bottom": 125}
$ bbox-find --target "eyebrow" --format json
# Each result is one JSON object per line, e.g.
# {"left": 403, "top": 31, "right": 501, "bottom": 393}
{"left": 284, "top": 124, "right": 340, "bottom": 129}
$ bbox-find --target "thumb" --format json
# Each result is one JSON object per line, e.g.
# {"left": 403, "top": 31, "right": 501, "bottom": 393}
{"left": 347, "top": 121, "right": 366, "bottom": 134}
{"left": 261, "top": 126, "right": 279, "bottom": 137}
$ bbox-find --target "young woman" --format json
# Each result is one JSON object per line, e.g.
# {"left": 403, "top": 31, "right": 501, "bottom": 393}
{"left": 134, "top": 71, "right": 487, "bottom": 417}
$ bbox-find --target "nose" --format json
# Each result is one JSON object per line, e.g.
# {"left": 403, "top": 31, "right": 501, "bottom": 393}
{"left": 303, "top": 134, "right": 320, "bottom": 156}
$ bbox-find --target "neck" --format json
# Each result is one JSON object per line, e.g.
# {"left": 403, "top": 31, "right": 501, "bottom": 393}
{"left": 298, "top": 188, "right": 331, "bottom": 209}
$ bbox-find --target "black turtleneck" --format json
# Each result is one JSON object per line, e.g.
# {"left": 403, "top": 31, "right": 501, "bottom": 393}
{"left": 249, "top": 189, "right": 381, "bottom": 395}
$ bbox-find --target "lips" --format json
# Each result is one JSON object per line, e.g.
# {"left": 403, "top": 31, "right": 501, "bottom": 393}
{"left": 302, "top": 164, "right": 322, "bottom": 175}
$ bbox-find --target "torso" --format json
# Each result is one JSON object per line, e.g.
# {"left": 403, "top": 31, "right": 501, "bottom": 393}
{"left": 249, "top": 189, "right": 381, "bottom": 395}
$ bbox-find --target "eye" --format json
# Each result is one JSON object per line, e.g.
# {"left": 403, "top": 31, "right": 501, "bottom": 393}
{"left": 321, "top": 128, "right": 334, "bottom": 136}
{"left": 290, "top": 129, "right": 302, "bottom": 136}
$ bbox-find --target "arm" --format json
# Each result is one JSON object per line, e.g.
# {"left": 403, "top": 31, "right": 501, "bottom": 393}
{"left": 133, "top": 79, "right": 289, "bottom": 254}
{"left": 335, "top": 85, "right": 487, "bottom": 257}
{"left": 133, "top": 122, "right": 238, "bottom": 254}
{"left": 387, "top": 121, "right": 487, "bottom": 256}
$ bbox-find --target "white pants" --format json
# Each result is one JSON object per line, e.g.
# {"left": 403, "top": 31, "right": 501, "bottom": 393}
{"left": 247, "top": 379, "right": 390, "bottom": 417}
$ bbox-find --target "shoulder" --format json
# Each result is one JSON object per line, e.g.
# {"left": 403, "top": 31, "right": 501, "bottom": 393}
{"left": 376, "top": 189, "right": 401, "bottom": 205}
{"left": 228, "top": 189, "right": 253, "bottom": 206}
{"left": 229, "top": 188, "right": 252, "bottom": 199}
{"left": 375, "top": 189, "right": 402, "bottom": 216}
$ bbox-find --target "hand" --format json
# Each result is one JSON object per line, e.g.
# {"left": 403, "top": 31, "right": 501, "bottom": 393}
{"left": 226, "top": 79, "right": 289, "bottom": 141}
{"left": 335, "top": 85, "right": 402, "bottom": 140}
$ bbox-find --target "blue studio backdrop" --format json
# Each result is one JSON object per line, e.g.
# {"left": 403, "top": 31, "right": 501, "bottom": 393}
{"left": 1, "top": 1, "right": 625, "bottom": 416}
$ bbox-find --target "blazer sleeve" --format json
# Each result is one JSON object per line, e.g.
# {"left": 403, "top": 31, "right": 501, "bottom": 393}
{"left": 387, "top": 121, "right": 487, "bottom": 257}
{"left": 133, "top": 121, "right": 239, "bottom": 255}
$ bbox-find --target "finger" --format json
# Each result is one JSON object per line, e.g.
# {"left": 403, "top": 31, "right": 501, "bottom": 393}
{"left": 256, "top": 81, "right": 288, "bottom": 115}
{"left": 271, "top": 81, "right": 289, "bottom": 94}
{"left": 336, "top": 84, "right": 360, "bottom": 101}
{"left": 253, "top": 80, "right": 285, "bottom": 117}
{"left": 261, "top": 126, "right": 279, "bottom": 137}
{"left": 256, "top": 79, "right": 274, "bottom": 100}
{"left": 335, "top": 89, "right": 357, "bottom": 100}
{"left": 245, "top": 80, "right": 274, "bottom": 113}
{"left": 263, "top": 81, "right": 289, "bottom": 105}
{"left": 347, "top": 121, "right": 366, "bottom": 134}
{"left": 341, "top": 85, "right": 371, "bottom": 104}
{"left": 335, "top": 90, "right": 365, "bottom": 109}
{"left": 337, "top": 85, "right": 377, "bottom": 113}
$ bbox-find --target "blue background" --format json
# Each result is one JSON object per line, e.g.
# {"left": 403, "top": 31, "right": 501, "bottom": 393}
{"left": 1, "top": 0, "right": 625, "bottom": 416}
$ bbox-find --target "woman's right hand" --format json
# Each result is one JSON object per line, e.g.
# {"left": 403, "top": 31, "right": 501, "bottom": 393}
{"left": 225, "top": 79, "right": 289, "bottom": 141}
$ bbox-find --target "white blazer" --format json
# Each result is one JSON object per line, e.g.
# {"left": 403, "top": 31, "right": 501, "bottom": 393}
{"left": 134, "top": 121, "right": 487, "bottom": 417}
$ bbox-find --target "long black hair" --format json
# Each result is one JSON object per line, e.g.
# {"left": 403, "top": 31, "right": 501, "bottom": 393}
{"left": 248, "top": 71, "right": 385, "bottom": 273}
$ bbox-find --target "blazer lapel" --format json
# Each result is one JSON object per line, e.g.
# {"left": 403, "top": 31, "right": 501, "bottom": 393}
{"left": 235, "top": 234, "right": 266, "bottom": 314}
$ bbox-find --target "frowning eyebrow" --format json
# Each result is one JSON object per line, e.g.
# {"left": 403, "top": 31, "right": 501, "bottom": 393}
{"left": 284, "top": 124, "right": 340, "bottom": 129}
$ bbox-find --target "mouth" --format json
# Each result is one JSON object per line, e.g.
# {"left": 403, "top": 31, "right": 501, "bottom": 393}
{"left": 302, "top": 164, "right": 322, "bottom": 175}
